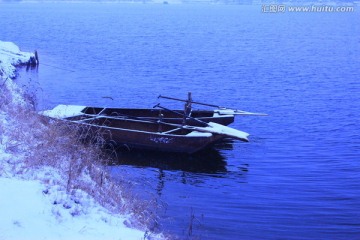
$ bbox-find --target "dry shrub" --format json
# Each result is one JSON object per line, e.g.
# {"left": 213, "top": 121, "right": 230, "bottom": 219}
{"left": 7, "top": 108, "right": 161, "bottom": 236}
{"left": 1, "top": 76, "right": 165, "bottom": 238}
{"left": 0, "top": 81, "right": 13, "bottom": 109}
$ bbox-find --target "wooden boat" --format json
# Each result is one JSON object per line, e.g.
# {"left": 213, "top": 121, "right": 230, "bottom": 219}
{"left": 39, "top": 101, "right": 266, "bottom": 127}
{"left": 40, "top": 105, "right": 250, "bottom": 154}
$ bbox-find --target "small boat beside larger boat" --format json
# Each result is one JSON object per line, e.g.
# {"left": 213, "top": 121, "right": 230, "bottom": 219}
{"left": 39, "top": 94, "right": 266, "bottom": 154}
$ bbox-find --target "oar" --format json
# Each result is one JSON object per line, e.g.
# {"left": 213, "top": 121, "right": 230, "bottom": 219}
{"left": 153, "top": 104, "right": 249, "bottom": 142}
{"left": 158, "top": 94, "right": 222, "bottom": 108}
{"left": 158, "top": 94, "right": 268, "bottom": 116}
{"left": 153, "top": 103, "right": 208, "bottom": 127}
{"left": 215, "top": 109, "right": 268, "bottom": 116}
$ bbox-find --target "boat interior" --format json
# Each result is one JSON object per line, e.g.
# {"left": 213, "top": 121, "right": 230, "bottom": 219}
{"left": 81, "top": 107, "right": 214, "bottom": 119}
{"left": 67, "top": 115, "right": 193, "bottom": 135}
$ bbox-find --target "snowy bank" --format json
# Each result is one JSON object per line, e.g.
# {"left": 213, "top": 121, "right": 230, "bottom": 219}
{"left": 0, "top": 178, "right": 144, "bottom": 240}
{"left": 0, "top": 41, "right": 33, "bottom": 79}
{"left": 0, "top": 41, "right": 35, "bottom": 108}
{"left": 0, "top": 41, "right": 162, "bottom": 240}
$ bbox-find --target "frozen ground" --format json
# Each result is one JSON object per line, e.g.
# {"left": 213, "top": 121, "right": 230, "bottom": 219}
{"left": 0, "top": 40, "right": 160, "bottom": 240}
{"left": 0, "top": 177, "right": 145, "bottom": 240}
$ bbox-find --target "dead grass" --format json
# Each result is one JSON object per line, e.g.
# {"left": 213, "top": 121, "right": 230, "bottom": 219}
{"left": 0, "top": 79, "right": 166, "bottom": 239}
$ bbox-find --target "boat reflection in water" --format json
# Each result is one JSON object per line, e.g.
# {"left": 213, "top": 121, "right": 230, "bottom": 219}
{"left": 106, "top": 139, "right": 249, "bottom": 236}
{"left": 105, "top": 142, "right": 233, "bottom": 201}
{"left": 106, "top": 144, "right": 229, "bottom": 174}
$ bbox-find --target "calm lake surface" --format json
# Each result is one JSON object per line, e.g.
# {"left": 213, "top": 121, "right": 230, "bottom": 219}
{"left": 1, "top": 2, "right": 360, "bottom": 239}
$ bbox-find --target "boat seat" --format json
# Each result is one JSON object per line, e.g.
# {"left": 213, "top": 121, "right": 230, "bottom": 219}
{"left": 161, "top": 128, "right": 181, "bottom": 134}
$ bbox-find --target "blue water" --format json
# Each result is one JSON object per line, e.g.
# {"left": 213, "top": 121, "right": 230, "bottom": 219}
{"left": 1, "top": 2, "right": 360, "bottom": 239}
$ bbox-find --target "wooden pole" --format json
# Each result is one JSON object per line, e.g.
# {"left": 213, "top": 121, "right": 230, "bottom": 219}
{"left": 34, "top": 50, "right": 39, "bottom": 65}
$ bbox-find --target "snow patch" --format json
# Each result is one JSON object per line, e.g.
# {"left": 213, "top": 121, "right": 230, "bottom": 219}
{"left": 0, "top": 40, "right": 33, "bottom": 79}
{"left": 40, "top": 104, "right": 86, "bottom": 119}
{"left": 0, "top": 178, "right": 145, "bottom": 240}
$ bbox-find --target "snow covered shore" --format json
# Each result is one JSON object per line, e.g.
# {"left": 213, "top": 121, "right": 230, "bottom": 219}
{"left": 0, "top": 41, "right": 162, "bottom": 240}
